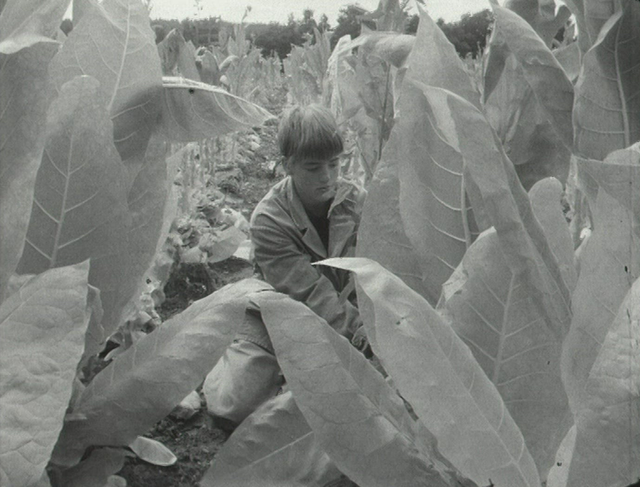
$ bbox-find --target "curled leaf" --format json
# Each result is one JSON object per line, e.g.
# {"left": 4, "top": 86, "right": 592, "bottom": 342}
{"left": 129, "top": 436, "right": 177, "bottom": 466}
{"left": 159, "top": 76, "right": 274, "bottom": 142}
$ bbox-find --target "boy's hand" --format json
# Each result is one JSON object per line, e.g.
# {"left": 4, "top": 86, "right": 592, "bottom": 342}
{"left": 351, "top": 325, "right": 373, "bottom": 359}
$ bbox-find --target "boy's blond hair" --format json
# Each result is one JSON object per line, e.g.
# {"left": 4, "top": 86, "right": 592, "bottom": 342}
{"left": 277, "top": 104, "right": 343, "bottom": 164}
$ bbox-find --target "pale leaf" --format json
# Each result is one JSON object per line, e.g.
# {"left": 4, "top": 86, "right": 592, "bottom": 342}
{"left": 51, "top": 279, "right": 270, "bottom": 466}
{"left": 356, "top": 134, "right": 431, "bottom": 300}
{"left": 0, "top": 43, "right": 57, "bottom": 302}
{"left": 397, "top": 81, "right": 480, "bottom": 304}
{"left": 492, "top": 5, "right": 574, "bottom": 149}
{"left": 0, "top": 262, "right": 92, "bottom": 487}
{"left": 256, "top": 291, "right": 474, "bottom": 487}
{"left": 529, "top": 178, "right": 578, "bottom": 292}
{"left": 561, "top": 190, "right": 640, "bottom": 409}
{"left": 579, "top": 143, "right": 640, "bottom": 237}
{"left": 583, "top": 0, "right": 620, "bottom": 44}
{"left": 324, "top": 258, "right": 540, "bottom": 487}
{"left": 483, "top": 42, "right": 571, "bottom": 189}
{"left": 573, "top": 4, "right": 640, "bottom": 160}
{"left": 0, "top": 0, "right": 71, "bottom": 54}
{"left": 129, "top": 436, "right": 177, "bottom": 466}
{"left": 407, "top": 4, "right": 480, "bottom": 108}
{"left": 159, "top": 76, "right": 274, "bottom": 142}
{"left": 567, "top": 278, "right": 640, "bottom": 486}
{"left": 49, "top": 0, "right": 163, "bottom": 164}
{"left": 439, "top": 224, "right": 572, "bottom": 480}
{"left": 419, "top": 86, "right": 572, "bottom": 337}
{"left": 202, "top": 391, "right": 341, "bottom": 487}
{"left": 16, "top": 75, "right": 132, "bottom": 338}
{"left": 553, "top": 42, "right": 582, "bottom": 82}
{"left": 339, "top": 31, "right": 415, "bottom": 69}
{"left": 158, "top": 28, "right": 200, "bottom": 80}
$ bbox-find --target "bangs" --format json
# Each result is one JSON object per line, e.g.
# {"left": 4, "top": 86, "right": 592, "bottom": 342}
{"left": 278, "top": 104, "right": 344, "bottom": 161}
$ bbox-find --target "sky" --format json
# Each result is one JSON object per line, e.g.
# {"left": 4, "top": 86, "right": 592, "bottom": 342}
{"left": 148, "top": 0, "right": 492, "bottom": 24}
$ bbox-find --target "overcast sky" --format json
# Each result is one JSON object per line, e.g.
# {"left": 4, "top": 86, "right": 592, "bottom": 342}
{"left": 148, "top": 0, "right": 492, "bottom": 24}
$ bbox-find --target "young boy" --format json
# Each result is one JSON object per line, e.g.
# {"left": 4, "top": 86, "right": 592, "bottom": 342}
{"left": 204, "top": 104, "right": 368, "bottom": 427}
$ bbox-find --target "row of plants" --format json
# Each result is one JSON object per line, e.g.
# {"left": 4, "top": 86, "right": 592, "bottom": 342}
{"left": 1, "top": 0, "right": 639, "bottom": 486}
{"left": 0, "top": 0, "right": 273, "bottom": 485}
{"left": 199, "top": 0, "right": 640, "bottom": 485}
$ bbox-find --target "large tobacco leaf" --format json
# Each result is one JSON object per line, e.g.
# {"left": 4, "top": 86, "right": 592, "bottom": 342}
{"left": 202, "top": 391, "right": 341, "bottom": 487}
{"left": 16, "top": 75, "right": 133, "bottom": 337}
{"left": 356, "top": 7, "right": 483, "bottom": 304}
{"left": 419, "top": 86, "right": 572, "bottom": 338}
{"left": 324, "top": 258, "right": 540, "bottom": 487}
{"left": 406, "top": 4, "right": 480, "bottom": 109}
{"left": 0, "top": 262, "right": 92, "bottom": 487}
{"left": 159, "top": 76, "right": 274, "bottom": 142}
{"left": 356, "top": 134, "right": 430, "bottom": 300}
{"left": 0, "top": 0, "right": 71, "bottom": 54}
{"left": 48, "top": 0, "right": 163, "bottom": 167}
{"left": 157, "top": 28, "right": 200, "bottom": 80}
{"left": 256, "top": 291, "right": 473, "bottom": 487}
{"left": 578, "top": 143, "right": 640, "bottom": 237}
{"left": 51, "top": 279, "right": 270, "bottom": 466}
{"left": 397, "top": 82, "right": 480, "bottom": 304}
{"left": 492, "top": 5, "right": 574, "bottom": 149}
{"left": 504, "top": 0, "right": 571, "bottom": 46}
{"left": 528, "top": 179, "right": 577, "bottom": 291}
{"left": 562, "top": 180, "right": 640, "bottom": 408}
{"left": 566, "top": 278, "right": 640, "bottom": 486}
{"left": 118, "top": 136, "right": 171, "bottom": 323}
{"left": 583, "top": 0, "right": 620, "bottom": 45}
{"left": 573, "top": 3, "right": 640, "bottom": 160}
{"left": 483, "top": 41, "right": 571, "bottom": 190}
{"left": 0, "top": 43, "right": 57, "bottom": 302}
{"left": 439, "top": 179, "right": 573, "bottom": 481}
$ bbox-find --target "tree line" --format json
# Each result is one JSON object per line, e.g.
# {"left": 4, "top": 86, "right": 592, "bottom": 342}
{"left": 60, "top": 5, "right": 494, "bottom": 60}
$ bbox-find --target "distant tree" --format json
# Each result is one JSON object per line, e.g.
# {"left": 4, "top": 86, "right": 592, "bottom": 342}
{"left": 151, "top": 24, "right": 167, "bottom": 43}
{"left": 405, "top": 13, "right": 419, "bottom": 34}
{"left": 60, "top": 18, "right": 73, "bottom": 36}
{"left": 318, "top": 13, "right": 330, "bottom": 32}
{"left": 299, "top": 8, "right": 318, "bottom": 38}
{"left": 437, "top": 9, "right": 493, "bottom": 58}
{"left": 331, "top": 4, "right": 367, "bottom": 48}
{"left": 254, "top": 23, "right": 304, "bottom": 59}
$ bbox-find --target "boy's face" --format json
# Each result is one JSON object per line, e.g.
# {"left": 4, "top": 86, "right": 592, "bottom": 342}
{"left": 289, "top": 154, "right": 341, "bottom": 212}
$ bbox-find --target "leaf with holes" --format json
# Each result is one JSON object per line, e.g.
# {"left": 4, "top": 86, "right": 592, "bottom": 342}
{"left": 323, "top": 257, "right": 540, "bottom": 487}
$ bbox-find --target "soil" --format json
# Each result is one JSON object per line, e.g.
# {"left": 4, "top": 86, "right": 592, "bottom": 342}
{"left": 118, "top": 89, "right": 289, "bottom": 487}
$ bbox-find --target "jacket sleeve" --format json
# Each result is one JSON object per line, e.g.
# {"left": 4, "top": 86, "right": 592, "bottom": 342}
{"left": 250, "top": 214, "right": 361, "bottom": 339}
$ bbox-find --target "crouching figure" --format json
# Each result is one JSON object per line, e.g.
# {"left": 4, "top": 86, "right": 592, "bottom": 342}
{"left": 204, "top": 103, "right": 369, "bottom": 428}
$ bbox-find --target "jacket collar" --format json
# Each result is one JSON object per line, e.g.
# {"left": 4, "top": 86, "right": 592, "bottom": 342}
{"left": 285, "top": 177, "right": 358, "bottom": 259}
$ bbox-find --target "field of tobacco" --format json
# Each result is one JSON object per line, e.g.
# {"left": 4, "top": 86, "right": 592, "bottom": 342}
{"left": 1, "top": 0, "right": 639, "bottom": 486}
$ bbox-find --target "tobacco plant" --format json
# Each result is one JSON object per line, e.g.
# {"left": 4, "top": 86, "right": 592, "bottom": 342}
{"left": 202, "top": 1, "right": 639, "bottom": 486}
{"left": 0, "top": 0, "right": 272, "bottom": 485}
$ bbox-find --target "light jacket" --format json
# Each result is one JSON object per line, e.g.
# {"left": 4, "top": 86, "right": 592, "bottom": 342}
{"left": 236, "top": 176, "right": 366, "bottom": 350}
